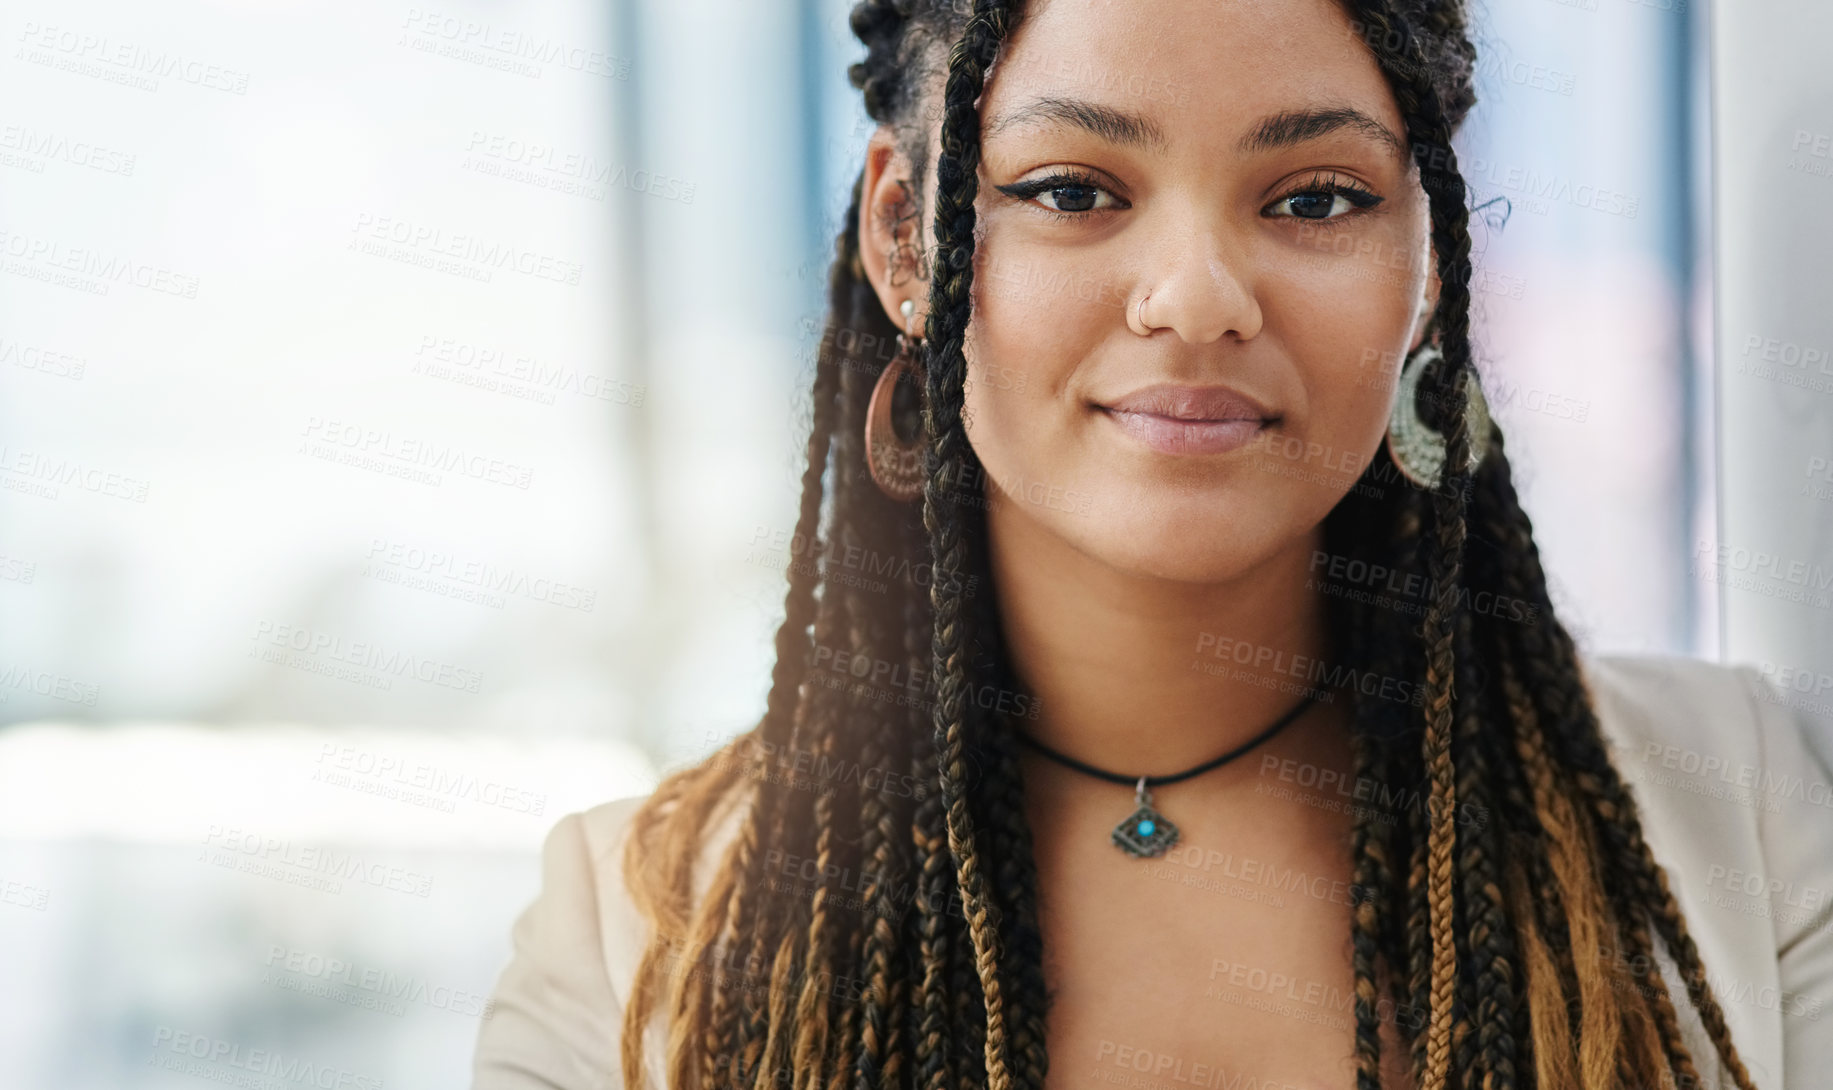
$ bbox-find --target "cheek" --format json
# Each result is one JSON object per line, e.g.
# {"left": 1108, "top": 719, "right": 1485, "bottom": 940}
{"left": 968, "top": 236, "right": 1129, "bottom": 370}
{"left": 1263, "top": 240, "right": 1423, "bottom": 457}
{"left": 959, "top": 246, "right": 1120, "bottom": 474}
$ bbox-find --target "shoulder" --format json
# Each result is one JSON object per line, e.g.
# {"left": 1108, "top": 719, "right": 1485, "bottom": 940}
{"left": 1577, "top": 650, "right": 1833, "bottom": 835}
{"left": 571, "top": 794, "right": 657, "bottom": 993}
{"left": 571, "top": 780, "right": 755, "bottom": 999}
{"left": 1576, "top": 651, "right": 1775, "bottom": 904}
{"left": 1577, "top": 649, "right": 1779, "bottom": 862}
{"left": 473, "top": 778, "right": 754, "bottom": 1089}
{"left": 1577, "top": 650, "right": 1833, "bottom": 1087}
{"left": 1578, "top": 650, "right": 1768, "bottom": 763}
{"left": 1575, "top": 648, "right": 1818, "bottom": 875}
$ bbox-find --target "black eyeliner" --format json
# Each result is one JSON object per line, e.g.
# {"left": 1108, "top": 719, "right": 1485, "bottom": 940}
{"left": 994, "top": 168, "right": 1124, "bottom": 203}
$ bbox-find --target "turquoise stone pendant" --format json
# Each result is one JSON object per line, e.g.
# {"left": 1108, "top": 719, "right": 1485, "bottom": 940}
{"left": 1111, "top": 777, "right": 1178, "bottom": 858}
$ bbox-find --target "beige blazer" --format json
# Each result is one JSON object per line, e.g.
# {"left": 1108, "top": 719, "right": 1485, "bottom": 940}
{"left": 470, "top": 653, "right": 1833, "bottom": 1089}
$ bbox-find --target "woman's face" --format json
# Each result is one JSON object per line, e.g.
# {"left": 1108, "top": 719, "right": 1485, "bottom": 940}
{"left": 862, "top": 0, "right": 1439, "bottom": 583}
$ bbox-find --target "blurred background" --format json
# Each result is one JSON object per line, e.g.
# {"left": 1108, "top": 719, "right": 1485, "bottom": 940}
{"left": 0, "top": 0, "right": 1828, "bottom": 1086}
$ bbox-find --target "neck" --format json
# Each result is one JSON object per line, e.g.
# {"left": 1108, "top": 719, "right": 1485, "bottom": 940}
{"left": 986, "top": 503, "right": 1344, "bottom": 779}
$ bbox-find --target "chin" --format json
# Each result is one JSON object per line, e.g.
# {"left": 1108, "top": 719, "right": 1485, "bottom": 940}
{"left": 1067, "top": 492, "right": 1290, "bottom": 585}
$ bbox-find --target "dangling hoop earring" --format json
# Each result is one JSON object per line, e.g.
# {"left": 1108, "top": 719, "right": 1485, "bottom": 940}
{"left": 866, "top": 298, "right": 928, "bottom": 503}
{"left": 1384, "top": 339, "right": 1495, "bottom": 490}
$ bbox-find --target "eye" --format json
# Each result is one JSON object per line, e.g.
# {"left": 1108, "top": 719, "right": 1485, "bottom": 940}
{"left": 994, "top": 169, "right": 1129, "bottom": 220}
{"left": 1265, "top": 171, "right": 1385, "bottom": 222}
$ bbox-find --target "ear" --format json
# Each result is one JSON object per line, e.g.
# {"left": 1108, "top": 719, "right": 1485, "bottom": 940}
{"left": 1408, "top": 242, "right": 1442, "bottom": 355}
{"left": 857, "top": 125, "right": 927, "bottom": 335}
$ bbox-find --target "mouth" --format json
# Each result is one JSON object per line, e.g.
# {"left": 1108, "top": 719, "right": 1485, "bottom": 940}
{"left": 1095, "top": 384, "right": 1278, "bottom": 456}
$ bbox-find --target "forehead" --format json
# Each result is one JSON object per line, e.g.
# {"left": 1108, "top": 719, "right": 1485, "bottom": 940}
{"left": 979, "top": 0, "right": 1403, "bottom": 157}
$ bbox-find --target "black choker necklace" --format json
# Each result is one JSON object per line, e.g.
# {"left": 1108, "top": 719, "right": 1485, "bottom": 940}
{"left": 1013, "top": 691, "right": 1322, "bottom": 858}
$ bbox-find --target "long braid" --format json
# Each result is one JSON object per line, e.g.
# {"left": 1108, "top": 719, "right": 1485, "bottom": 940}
{"left": 1348, "top": 658, "right": 1402, "bottom": 1089}
{"left": 897, "top": 561, "right": 958, "bottom": 1090}
{"left": 792, "top": 340, "right": 883, "bottom": 1090}
{"left": 1338, "top": 3, "right": 1482, "bottom": 1085}
{"left": 1322, "top": 488, "right": 1415, "bottom": 1089}
{"left": 828, "top": 323, "right": 925, "bottom": 1090}
{"left": 973, "top": 588, "right": 1049, "bottom": 1090}
{"left": 1452, "top": 612, "right": 1523, "bottom": 1090}
{"left": 1406, "top": 801, "right": 1433, "bottom": 1077}
{"left": 850, "top": 15, "right": 968, "bottom": 1077}
{"left": 949, "top": 886, "right": 990, "bottom": 1086}
{"left": 983, "top": 738, "right": 1049, "bottom": 1089}
{"left": 910, "top": 685, "right": 956, "bottom": 1090}
{"left": 852, "top": 582, "right": 918, "bottom": 1090}
{"left": 1444, "top": 620, "right": 1482, "bottom": 1090}
{"left": 851, "top": 743, "right": 897, "bottom": 1090}
{"left": 1449, "top": 617, "right": 1483, "bottom": 1088}
{"left": 755, "top": 579, "right": 851, "bottom": 1088}
{"left": 1500, "top": 646, "right": 1628, "bottom": 1090}
{"left": 916, "top": 2, "right": 1018, "bottom": 1087}
{"left": 1362, "top": 485, "right": 1435, "bottom": 1078}
{"left": 1414, "top": 137, "right": 1472, "bottom": 1090}
{"left": 1463, "top": 484, "right": 1566, "bottom": 1081}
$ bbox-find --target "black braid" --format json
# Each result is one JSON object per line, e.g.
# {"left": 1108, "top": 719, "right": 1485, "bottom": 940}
{"left": 910, "top": 762, "right": 956, "bottom": 1090}
{"left": 1452, "top": 608, "right": 1523, "bottom": 1090}
{"left": 852, "top": 576, "right": 915, "bottom": 1090}
{"left": 1314, "top": 6, "right": 1490, "bottom": 1089}
{"left": 793, "top": 312, "right": 894, "bottom": 1090}
{"left": 1324, "top": 478, "right": 1420, "bottom": 1088}
{"left": 971, "top": 575, "right": 1049, "bottom": 1090}
{"left": 915, "top": 2, "right": 1021, "bottom": 1087}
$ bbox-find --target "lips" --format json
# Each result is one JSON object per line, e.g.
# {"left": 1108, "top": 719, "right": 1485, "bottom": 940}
{"left": 1097, "top": 383, "right": 1276, "bottom": 456}
{"left": 1101, "top": 383, "right": 1275, "bottom": 422}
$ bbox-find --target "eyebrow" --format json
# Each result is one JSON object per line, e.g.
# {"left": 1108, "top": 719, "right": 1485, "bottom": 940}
{"left": 983, "top": 96, "right": 1407, "bottom": 164}
{"left": 1241, "top": 105, "right": 1407, "bottom": 162}
{"left": 985, "top": 96, "right": 1169, "bottom": 153}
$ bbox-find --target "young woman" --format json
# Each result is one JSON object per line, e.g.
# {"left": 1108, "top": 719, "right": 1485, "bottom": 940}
{"left": 472, "top": 0, "right": 1833, "bottom": 1087}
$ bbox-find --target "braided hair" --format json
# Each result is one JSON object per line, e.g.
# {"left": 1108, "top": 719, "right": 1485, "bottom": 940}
{"left": 617, "top": 1, "right": 1759, "bottom": 1088}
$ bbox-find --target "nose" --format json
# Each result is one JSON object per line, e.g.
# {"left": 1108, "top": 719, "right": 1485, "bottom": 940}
{"left": 1136, "top": 211, "right": 1264, "bottom": 344}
